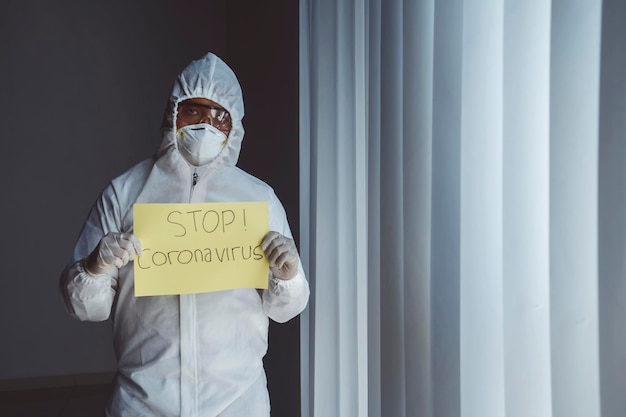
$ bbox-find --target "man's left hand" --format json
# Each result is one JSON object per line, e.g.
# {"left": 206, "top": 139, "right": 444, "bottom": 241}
{"left": 261, "top": 231, "right": 299, "bottom": 280}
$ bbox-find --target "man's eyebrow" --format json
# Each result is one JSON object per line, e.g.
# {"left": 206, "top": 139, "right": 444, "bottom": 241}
{"left": 180, "top": 102, "right": 226, "bottom": 111}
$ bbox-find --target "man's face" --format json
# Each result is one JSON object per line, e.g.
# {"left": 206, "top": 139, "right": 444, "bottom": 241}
{"left": 176, "top": 98, "right": 232, "bottom": 137}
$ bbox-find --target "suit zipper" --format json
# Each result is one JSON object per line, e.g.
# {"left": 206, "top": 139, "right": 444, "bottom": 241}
{"left": 189, "top": 170, "right": 198, "bottom": 202}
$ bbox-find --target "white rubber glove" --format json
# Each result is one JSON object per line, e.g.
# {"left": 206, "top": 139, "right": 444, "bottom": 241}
{"left": 261, "top": 231, "right": 299, "bottom": 280}
{"left": 84, "top": 232, "right": 143, "bottom": 277}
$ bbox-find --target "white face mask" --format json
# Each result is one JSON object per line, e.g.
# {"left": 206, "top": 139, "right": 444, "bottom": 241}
{"left": 176, "top": 124, "right": 227, "bottom": 166}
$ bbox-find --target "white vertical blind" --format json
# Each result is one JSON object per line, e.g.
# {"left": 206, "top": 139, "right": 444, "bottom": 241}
{"left": 549, "top": 1, "right": 602, "bottom": 416}
{"left": 299, "top": 0, "right": 621, "bottom": 416}
{"left": 460, "top": 0, "right": 505, "bottom": 416}
{"left": 431, "top": 0, "right": 463, "bottom": 415}
{"left": 502, "top": 2, "right": 552, "bottom": 417}
{"left": 379, "top": 1, "right": 405, "bottom": 416}
{"left": 402, "top": 0, "right": 433, "bottom": 416}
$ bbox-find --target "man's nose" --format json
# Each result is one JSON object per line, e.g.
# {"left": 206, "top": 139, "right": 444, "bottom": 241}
{"left": 199, "top": 114, "right": 214, "bottom": 126}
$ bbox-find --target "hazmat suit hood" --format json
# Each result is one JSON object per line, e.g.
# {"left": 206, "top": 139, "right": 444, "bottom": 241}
{"left": 134, "top": 53, "right": 250, "bottom": 205}
{"left": 159, "top": 52, "right": 245, "bottom": 167}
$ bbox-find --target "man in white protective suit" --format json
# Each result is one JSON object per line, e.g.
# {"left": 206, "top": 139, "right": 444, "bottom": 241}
{"left": 60, "top": 52, "right": 310, "bottom": 417}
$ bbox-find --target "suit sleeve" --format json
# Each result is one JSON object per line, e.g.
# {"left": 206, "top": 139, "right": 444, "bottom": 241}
{"left": 262, "top": 193, "right": 310, "bottom": 323}
{"left": 59, "top": 184, "right": 123, "bottom": 322}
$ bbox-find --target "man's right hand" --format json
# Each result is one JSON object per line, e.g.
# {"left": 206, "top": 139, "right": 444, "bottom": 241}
{"left": 84, "top": 232, "right": 143, "bottom": 276}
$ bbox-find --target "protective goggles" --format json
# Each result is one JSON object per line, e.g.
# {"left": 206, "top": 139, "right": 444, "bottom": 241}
{"left": 177, "top": 102, "right": 232, "bottom": 132}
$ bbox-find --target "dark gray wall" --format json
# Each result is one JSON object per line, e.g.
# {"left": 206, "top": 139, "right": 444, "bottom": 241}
{"left": 599, "top": 1, "right": 626, "bottom": 416}
{"left": 0, "top": 0, "right": 300, "bottom": 415}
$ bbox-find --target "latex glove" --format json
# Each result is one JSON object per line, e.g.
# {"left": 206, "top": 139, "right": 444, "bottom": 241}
{"left": 84, "top": 232, "right": 143, "bottom": 277}
{"left": 261, "top": 231, "right": 299, "bottom": 280}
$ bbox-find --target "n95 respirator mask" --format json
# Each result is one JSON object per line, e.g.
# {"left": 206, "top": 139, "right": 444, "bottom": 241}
{"left": 176, "top": 124, "right": 227, "bottom": 166}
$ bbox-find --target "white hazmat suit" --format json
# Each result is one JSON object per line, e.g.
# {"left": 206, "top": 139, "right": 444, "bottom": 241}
{"left": 60, "top": 53, "right": 309, "bottom": 417}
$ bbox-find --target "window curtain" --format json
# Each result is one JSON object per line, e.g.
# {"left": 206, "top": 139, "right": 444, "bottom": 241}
{"left": 299, "top": 0, "right": 626, "bottom": 417}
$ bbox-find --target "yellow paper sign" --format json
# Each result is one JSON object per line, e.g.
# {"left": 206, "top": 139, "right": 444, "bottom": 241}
{"left": 133, "top": 202, "right": 269, "bottom": 296}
